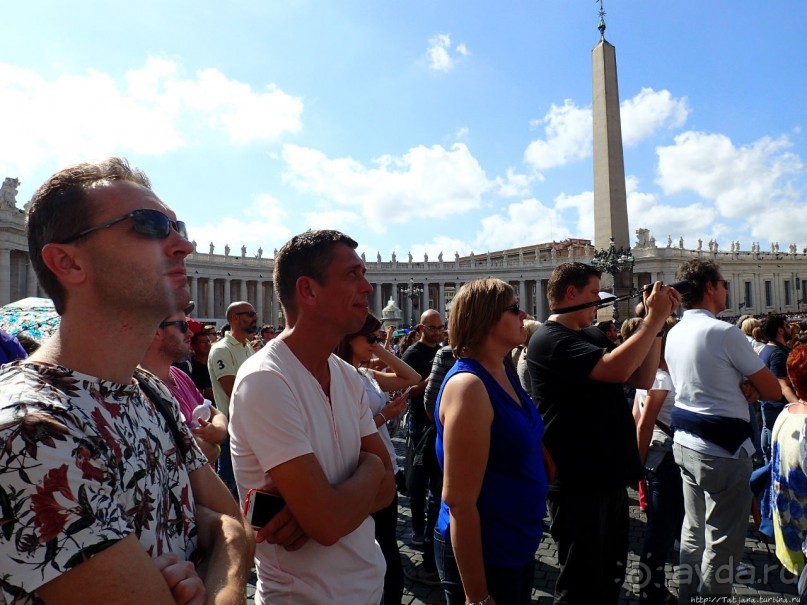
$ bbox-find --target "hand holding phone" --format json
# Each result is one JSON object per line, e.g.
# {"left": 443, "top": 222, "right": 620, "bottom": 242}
{"left": 243, "top": 488, "right": 286, "bottom": 529}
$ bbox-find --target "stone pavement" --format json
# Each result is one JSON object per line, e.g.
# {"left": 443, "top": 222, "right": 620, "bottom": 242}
{"left": 246, "top": 436, "right": 800, "bottom": 604}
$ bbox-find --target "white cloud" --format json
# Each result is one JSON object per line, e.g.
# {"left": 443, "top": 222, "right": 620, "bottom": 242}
{"left": 427, "top": 33, "right": 469, "bottom": 72}
{"left": 554, "top": 191, "right": 594, "bottom": 240}
{"left": 656, "top": 131, "right": 803, "bottom": 217}
{"left": 476, "top": 198, "right": 573, "bottom": 252}
{"left": 280, "top": 142, "right": 492, "bottom": 231}
{"left": 186, "top": 194, "right": 293, "bottom": 254}
{"left": 303, "top": 209, "right": 363, "bottom": 233}
{"left": 747, "top": 201, "right": 807, "bottom": 248}
{"left": 0, "top": 58, "right": 303, "bottom": 177}
{"left": 493, "top": 168, "right": 538, "bottom": 197}
{"left": 620, "top": 88, "right": 689, "bottom": 147}
{"left": 625, "top": 188, "right": 718, "bottom": 246}
{"left": 524, "top": 100, "right": 592, "bottom": 171}
{"left": 405, "top": 197, "right": 575, "bottom": 257}
{"left": 524, "top": 88, "right": 689, "bottom": 172}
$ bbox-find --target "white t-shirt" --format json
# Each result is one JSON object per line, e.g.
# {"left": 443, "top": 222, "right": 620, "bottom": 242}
{"left": 638, "top": 368, "right": 676, "bottom": 429}
{"left": 666, "top": 308, "right": 765, "bottom": 457}
{"left": 229, "top": 339, "right": 385, "bottom": 605}
{"left": 358, "top": 368, "right": 399, "bottom": 473}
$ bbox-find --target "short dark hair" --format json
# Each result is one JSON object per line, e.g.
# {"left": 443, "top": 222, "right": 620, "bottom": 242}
{"left": 26, "top": 158, "right": 151, "bottom": 315}
{"left": 675, "top": 259, "right": 722, "bottom": 309}
{"left": 761, "top": 314, "right": 787, "bottom": 342}
{"left": 335, "top": 313, "right": 382, "bottom": 363}
{"left": 191, "top": 331, "right": 210, "bottom": 344}
{"left": 273, "top": 230, "right": 358, "bottom": 315}
{"left": 546, "top": 263, "right": 601, "bottom": 308}
{"left": 261, "top": 324, "right": 275, "bottom": 335}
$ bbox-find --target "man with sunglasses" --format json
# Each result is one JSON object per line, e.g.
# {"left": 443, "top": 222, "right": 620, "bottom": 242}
{"left": 208, "top": 301, "right": 258, "bottom": 498}
{"left": 666, "top": 259, "right": 781, "bottom": 601}
{"left": 0, "top": 158, "right": 252, "bottom": 605}
{"left": 141, "top": 311, "right": 228, "bottom": 464}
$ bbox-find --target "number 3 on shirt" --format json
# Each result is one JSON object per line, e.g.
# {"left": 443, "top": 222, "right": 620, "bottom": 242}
{"left": 217, "top": 360, "right": 225, "bottom": 370}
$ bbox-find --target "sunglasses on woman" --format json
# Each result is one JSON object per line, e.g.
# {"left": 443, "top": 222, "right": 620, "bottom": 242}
{"left": 58, "top": 208, "right": 188, "bottom": 244}
{"left": 365, "top": 334, "right": 381, "bottom": 344}
{"left": 503, "top": 303, "right": 522, "bottom": 315}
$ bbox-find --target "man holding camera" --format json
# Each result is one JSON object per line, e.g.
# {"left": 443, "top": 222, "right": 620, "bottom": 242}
{"left": 666, "top": 259, "right": 781, "bottom": 602}
{"left": 528, "top": 262, "right": 678, "bottom": 604}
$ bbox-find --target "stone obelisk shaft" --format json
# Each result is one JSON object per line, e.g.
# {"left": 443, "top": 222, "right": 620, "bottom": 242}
{"left": 592, "top": 39, "right": 629, "bottom": 251}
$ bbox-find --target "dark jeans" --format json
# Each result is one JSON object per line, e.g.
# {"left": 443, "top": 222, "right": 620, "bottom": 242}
{"left": 434, "top": 530, "right": 534, "bottom": 605}
{"left": 372, "top": 492, "right": 404, "bottom": 605}
{"left": 217, "top": 436, "right": 239, "bottom": 501}
{"left": 640, "top": 452, "right": 685, "bottom": 605}
{"left": 406, "top": 420, "right": 441, "bottom": 571}
{"left": 548, "top": 486, "right": 629, "bottom": 604}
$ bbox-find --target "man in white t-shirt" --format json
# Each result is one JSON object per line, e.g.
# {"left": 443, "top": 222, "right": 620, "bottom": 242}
{"left": 666, "top": 259, "right": 781, "bottom": 602}
{"left": 229, "top": 229, "right": 394, "bottom": 604}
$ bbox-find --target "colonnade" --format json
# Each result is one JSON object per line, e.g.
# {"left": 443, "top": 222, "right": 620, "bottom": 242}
{"left": 367, "top": 278, "right": 548, "bottom": 325}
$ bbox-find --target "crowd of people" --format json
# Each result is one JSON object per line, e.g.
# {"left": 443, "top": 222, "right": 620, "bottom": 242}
{"left": 2, "top": 156, "right": 807, "bottom": 605}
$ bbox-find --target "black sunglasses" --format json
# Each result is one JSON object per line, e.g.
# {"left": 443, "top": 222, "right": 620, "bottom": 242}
{"left": 503, "top": 303, "right": 522, "bottom": 315}
{"left": 234, "top": 310, "right": 258, "bottom": 318}
{"left": 58, "top": 208, "right": 188, "bottom": 244}
{"left": 365, "top": 334, "right": 381, "bottom": 344}
{"left": 160, "top": 320, "right": 189, "bottom": 333}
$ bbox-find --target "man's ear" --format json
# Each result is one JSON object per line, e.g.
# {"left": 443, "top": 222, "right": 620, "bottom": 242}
{"left": 40, "top": 243, "right": 88, "bottom": 287}
{"left": 295, "top": 276, "right": 317, "bottom": 308}
{"left": 564, "top": 284, "right": 578, "bottom": 301}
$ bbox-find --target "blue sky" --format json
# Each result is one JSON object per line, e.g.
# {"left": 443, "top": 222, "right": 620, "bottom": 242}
{"left": 1, "top": 1, "right": 805, "bottom": 260}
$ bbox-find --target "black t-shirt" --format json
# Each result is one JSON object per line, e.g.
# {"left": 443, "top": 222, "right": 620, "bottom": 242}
{"left": 402, "top": 341, "right": 440, "bottom": 429}
{"left": 759, "top": 342, "right": 790, "bottom": 407}
{"left": 527, "top": 321, "right": 642, "bottom": 491}
{"left": 190, "top": 357, "right": 212, "bottom": 393}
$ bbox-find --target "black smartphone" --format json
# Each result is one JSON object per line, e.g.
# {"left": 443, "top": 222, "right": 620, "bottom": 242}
{"left": 243, "top": 488, "right": 286, "bottom": 528}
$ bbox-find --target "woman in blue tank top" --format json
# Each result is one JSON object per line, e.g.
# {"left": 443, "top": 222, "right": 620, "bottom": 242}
{"left": 434, "top": 278, "right": 548, "bottom": 605}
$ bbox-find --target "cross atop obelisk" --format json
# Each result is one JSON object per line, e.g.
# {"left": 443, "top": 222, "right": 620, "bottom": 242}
{"left": 592, "top": 0, "right": 629, "bottom": 251}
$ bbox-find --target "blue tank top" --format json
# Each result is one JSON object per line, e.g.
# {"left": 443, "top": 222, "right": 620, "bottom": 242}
{"left": 435, "top": 357, "right": 548, "bottom": 567}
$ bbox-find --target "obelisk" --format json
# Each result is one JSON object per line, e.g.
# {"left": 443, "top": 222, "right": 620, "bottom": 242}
{"left": 592, "top": 5, "right": 629, "bottom": 251}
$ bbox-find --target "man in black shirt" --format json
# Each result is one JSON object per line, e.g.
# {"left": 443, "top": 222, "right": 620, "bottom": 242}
{"left": 528, "top": 262, "right": 677, "bottom": 604}
{"left": 402, "top": 309, "right": 444, "bottom": 585}
{"left": 189, "top": 330, "right": 214, "bottom": 401}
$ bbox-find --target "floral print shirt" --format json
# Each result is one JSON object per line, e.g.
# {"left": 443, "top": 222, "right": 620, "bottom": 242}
{"left": 771, "top": 407, "right": 807, "bottom": 574}
{"left": 0, "top": 361, "right": 208, "bottom": 604}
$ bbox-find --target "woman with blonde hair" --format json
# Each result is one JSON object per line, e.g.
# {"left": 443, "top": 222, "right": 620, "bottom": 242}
{"left": 434, "top": 279, "right": 548, "bottom": 605}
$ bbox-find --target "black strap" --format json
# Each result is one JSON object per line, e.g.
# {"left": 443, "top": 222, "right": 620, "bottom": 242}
{"left": 134, "top": 372, "right": 192, "bottom": 457}
{"left": 654, "top": 419, "right": 674, "bottom": 439}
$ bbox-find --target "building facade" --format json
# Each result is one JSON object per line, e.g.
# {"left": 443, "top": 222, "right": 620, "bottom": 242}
{"left": 3, "top": 200, "right": 806, "bottom": 327}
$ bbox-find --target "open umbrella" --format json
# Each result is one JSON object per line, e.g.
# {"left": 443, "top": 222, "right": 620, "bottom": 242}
{"left": 0, "top": 297, "right": 60, "bottom": 343}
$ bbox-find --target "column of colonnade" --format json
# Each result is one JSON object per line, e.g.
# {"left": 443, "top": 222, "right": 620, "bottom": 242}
{"left": 0, "top": 249, "right": 10, "bottom": 304}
